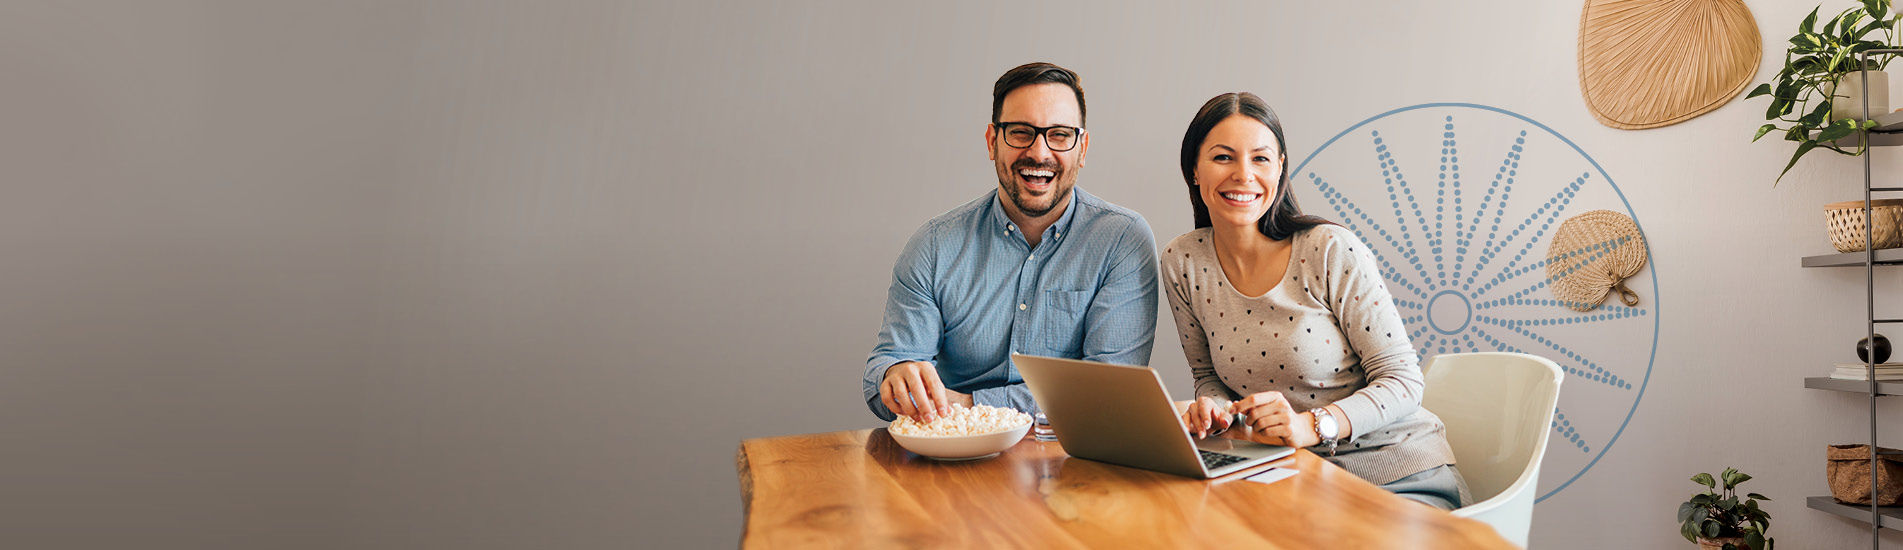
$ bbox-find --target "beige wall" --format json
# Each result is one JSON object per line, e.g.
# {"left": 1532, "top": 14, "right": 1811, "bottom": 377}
{"left": 6, "top": 1, "right": 1903, "bottom": 548}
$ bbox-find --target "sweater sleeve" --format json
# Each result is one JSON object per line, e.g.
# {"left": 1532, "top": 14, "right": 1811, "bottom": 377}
{"left": 1314, "top": 227, "right": 1423, "bottom": 441}
{"left": 1163, "top": 235, "right": 1235, "bottom": 406}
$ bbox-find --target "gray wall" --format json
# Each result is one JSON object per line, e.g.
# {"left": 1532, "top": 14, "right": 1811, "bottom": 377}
{"left": 6, "top": 1, "right": 1903, "bottom": 548}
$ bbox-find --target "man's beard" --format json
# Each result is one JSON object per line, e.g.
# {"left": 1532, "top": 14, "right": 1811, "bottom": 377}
{"left": 996, "top": 159, "right": 1074, "bottom": 218}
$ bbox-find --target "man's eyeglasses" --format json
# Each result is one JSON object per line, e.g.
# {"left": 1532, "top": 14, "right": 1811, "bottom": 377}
{"left": 995, "top": 122, "right": 1082, "bottom": 152}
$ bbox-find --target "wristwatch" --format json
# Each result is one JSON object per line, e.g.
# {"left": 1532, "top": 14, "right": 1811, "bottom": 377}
{"left": 1309, "top": 407, "right": 1340, "bottom": 456}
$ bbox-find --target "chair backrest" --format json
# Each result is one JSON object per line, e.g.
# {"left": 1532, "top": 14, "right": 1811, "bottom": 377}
{"left": 1421, "top": 352, "right": 1563, "bottom": 545}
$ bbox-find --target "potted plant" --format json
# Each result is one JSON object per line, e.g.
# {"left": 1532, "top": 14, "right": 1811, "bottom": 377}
{"left": 1677, "top": 467, "right": 1774, "bottom": 550}
{"left": 1749, "top": 0, "right": 1899, "bottom": 183}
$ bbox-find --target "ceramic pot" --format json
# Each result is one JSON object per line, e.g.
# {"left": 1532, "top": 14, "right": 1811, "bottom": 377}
{"left": 1831, "top": 70, "right": 1891, "bottom": 120}
{"left": 1696, "top": 536, "right": 1747, "bottom": 550}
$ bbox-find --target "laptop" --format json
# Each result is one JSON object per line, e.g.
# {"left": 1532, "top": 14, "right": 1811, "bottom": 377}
{"left": 1013, "top": 354, "right": 1295, "bottom": 479}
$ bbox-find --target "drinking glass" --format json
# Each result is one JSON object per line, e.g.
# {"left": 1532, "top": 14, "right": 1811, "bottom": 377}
{"left": 1032, "top": 412, "right": 1057, "bottom": 442}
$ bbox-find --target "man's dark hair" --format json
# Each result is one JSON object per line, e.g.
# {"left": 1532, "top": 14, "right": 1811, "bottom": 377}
{"left": 1179, "top": 92, "right": 1330, "bottom": 240}
{"left": 991, "top": 62, "right": 1086, "bottom": 127}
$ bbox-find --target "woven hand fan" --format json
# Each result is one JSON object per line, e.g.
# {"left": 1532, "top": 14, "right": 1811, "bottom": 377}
{"left": 1547, "top": 210, "right": 1647, "bottom": 311}
{"left": 1579, "top": 0, "right": 1761, "bottom": 129}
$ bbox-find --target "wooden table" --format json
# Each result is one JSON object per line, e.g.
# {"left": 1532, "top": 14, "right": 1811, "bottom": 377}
{"left": 736, "top": 429, "right": 1517, "bottom": 549}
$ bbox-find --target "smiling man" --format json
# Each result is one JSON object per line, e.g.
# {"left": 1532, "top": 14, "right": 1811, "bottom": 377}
{"left": 864, "top": 62, "right": 1159, "bottom": 422}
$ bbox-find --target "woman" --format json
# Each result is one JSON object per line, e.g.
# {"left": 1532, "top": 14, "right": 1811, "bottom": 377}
{"left": 1164, "top": 92, "right": 1469, "bottom": 510}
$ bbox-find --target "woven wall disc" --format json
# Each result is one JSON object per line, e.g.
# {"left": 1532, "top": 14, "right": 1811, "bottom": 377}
{"left": 1547, "top": 210, "right": 1648, "bottom": 311}
{"left": 1579, "top": 0, "right": 1761, "bottom": 129}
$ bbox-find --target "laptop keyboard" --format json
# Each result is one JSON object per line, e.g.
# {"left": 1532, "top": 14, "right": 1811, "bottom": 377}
{"left": 1199, "top": 449, "right": 1249, "bottom": 470}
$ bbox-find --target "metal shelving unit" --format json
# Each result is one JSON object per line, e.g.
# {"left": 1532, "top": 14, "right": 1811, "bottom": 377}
{"left": 1799, "top": 49, "right": 1903, "bottom": 550}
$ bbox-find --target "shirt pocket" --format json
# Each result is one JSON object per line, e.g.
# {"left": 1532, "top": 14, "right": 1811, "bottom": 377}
{"left": 1040, "top": 289, "right": 1093, "bottom": 355}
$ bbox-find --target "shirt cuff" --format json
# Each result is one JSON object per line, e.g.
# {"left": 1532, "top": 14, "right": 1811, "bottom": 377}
{"left": 864, "top": 361, "right": 899, "bottom": 397}
{"left": 970, "top": 384, "right": 1039, "bottom": 416}
{"left": 971, "top": 386, "right": 1007, "bottom": 409}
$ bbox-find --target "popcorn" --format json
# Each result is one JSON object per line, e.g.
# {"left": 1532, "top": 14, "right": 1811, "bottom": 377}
{"left": 889, "top": 404, "right": 1032, "bottom": 437}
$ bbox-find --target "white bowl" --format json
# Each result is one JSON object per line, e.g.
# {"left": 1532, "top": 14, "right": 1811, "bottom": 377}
{"left": 888, "top": 423, "right": 1031, "bottom": 460}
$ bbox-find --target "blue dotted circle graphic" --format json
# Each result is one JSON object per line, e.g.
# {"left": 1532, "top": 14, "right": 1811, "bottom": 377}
{"left": 1292, "top": 104, "right": 1658, "bottom": 503}
{"left": 1427, "top": 290, "right": 1473, "bottom": 336}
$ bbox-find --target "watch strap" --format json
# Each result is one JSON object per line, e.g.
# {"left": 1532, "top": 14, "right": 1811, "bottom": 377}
{"left": 1309, "top": 407, "right": 1340, "bottom": 457}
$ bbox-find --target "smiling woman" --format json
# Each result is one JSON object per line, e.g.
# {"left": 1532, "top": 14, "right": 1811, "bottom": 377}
{"left": 1178, "top": 92, "right": 1329, "bottom": 240}
{"left": 1163, "top": 92, "right": 1472, "bottom": 511}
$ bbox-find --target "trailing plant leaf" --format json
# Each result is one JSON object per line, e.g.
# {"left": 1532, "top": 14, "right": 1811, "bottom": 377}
{"left": 1781, "top": 140, "right": 1820, "bottom": 182}
{"left": 1801, "top": 100, "right": 1832, "bottom": 127}
{"left": 1768, "top": 96, "right": 1794, "bottom": 120}
{"left": 1819, "top": 118, "right": 1859, "bottom": 141}
{"left": 1794, "top": 32, "right": 1827, "bottom": 50}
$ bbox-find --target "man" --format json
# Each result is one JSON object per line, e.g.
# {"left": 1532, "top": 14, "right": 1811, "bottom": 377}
{"left": 864, "top": 62, "right": 1159, "bottom": 422}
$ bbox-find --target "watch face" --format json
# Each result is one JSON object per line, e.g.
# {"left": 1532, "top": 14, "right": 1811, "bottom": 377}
{"left": 1314, "top": 409, "right": 1339, "bottom": 440}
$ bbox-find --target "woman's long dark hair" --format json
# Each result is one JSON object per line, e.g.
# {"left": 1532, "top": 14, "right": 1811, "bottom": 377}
{"left": 1180, "top": 92, "right": 1329, "bottom": 240}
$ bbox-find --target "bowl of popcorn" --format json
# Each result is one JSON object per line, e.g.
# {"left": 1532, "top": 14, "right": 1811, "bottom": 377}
{"left": 887, "top": 404, "right": 1033, "bottom": 460}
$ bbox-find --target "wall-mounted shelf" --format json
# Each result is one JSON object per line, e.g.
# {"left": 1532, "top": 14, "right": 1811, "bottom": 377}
{"left": 1805, "top": 377, "right": 1903, "bottom": 395}
{"left": 1809, "top": 496, "right": 1903, "bottom": 529}
{"left": 1801, "top": 249, "right": 1903, "bottom": 267}
{"left": 1827, "top": 111, "right": 1903, "bottom": 148}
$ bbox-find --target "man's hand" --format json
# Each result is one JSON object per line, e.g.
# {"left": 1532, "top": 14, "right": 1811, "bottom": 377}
{"left": 880, "top": 361, "right": 950, "bottom": 422}
{"left": 1233, "top": 391, "right": 1320, "bottom": 448}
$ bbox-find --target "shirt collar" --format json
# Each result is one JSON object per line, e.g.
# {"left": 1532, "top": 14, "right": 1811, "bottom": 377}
{"left": 987, "top": 187, "right": 1081, "bottom": 242}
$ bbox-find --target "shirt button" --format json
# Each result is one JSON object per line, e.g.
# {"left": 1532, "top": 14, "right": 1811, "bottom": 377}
{"left": 1028, "top": 254, "right": 1035, "bottom": 261}
{"left": 1019, "top": 303, "right": 1027, "bottom": 310}
{"left": 1055, "top": 232, "right": 1062, "bottom": 238}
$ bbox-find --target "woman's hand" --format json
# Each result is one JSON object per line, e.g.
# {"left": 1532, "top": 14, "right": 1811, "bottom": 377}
{"left": 1234, "top": 391, "right": 1321, "bottom": 448}
{"left": 1182, "top": 396, "right": 1234, "bottom": 438}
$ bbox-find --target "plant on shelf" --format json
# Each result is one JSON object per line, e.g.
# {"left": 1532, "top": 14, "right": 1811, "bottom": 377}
{"left": 1676, "top": 467, "right": 1774, "bottom": 550}
{"left": 1749, "top": 0, "right": 1899, "bottom": 183}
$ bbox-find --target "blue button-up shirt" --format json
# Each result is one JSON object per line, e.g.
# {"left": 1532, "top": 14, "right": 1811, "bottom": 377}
{"left": 864, "top": 187, "right": 1159, "bottom": 421}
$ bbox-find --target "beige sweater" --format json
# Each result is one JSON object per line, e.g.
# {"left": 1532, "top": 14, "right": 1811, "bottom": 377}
{"left": 1162, "top": 225, "right": 1455, "bottom": 485}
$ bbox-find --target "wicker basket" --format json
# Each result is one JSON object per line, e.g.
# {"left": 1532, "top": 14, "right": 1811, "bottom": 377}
{"left": 1827, "top": 444, "right": 1903, "bottom": 505}
{"left": 1825, "top": 200, "right": 1903, "bottom": 253}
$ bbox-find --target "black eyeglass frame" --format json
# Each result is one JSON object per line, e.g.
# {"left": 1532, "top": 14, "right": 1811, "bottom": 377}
{"left": 993, "top": 122, "right": 1084, "bottom": 152}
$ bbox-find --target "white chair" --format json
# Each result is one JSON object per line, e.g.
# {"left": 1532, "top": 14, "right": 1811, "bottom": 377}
{"left": 1421, "top": 352, "right": 1564, "bottom": 548}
